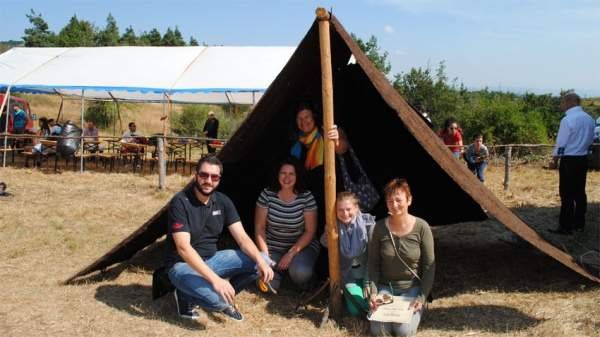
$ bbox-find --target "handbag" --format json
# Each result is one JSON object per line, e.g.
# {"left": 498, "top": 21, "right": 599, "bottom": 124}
{"left": 338, "top": 145, "right": 380, "bottom": 212}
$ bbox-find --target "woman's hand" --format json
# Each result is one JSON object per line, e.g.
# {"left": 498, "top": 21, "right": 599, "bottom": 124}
{"left": 277, "top": 251, "right": 295, "bottom": 271}
{"left": 326, "top": 125, "right": 339, "bottom": 146}
{"left": 368, "top": 295, "right": 379, "bottom": 311}
{"left": 410, "top": 299, "right": 424, "bottom": 313}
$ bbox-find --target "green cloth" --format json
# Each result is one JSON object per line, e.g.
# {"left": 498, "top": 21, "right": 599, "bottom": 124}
{"left": 367, "top": 217, "right": 435, "bottom": 303}
{"left": 344, "top": 281, "right": 368, "bottom": 316}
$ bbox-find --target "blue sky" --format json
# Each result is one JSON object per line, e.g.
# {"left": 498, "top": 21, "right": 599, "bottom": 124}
{"left": 2, "top": 0, "right": 599, "bottom": 96}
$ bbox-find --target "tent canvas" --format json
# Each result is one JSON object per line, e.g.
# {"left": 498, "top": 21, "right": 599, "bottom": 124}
{"left": 0, "top": 46, "right": 296, "bottom": 104}
{"left": 65, "top": 15, "right": 599, "bottom": 284}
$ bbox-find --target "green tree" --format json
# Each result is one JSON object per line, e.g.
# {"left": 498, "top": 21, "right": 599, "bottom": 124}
{"left": 162, "top": 27, "right": 185, "bottom": 46}
{"left": 56, "top": 15, "right": 96, "bottom": 47}
{"left": 351, "top": 33, "right": 392, "bottom": 75}
{"left": 120, "top": 26, "right": 137, "bottom": 45}
{"left": 23, "top": 9, "right": 56, "bottom": 47}
{"left": 139, "top": 28, "right": 162, "bottom": 46}
{"left": 96, "top": 13, "right": 120, "bottom": 46}
{"left": 172, "top": 105, "right": 215, "bottom": 136}
{"left": 85, "top": 101, "right": 115, "bottom": 129}
{"left": 189, "top": 36, "right": 199, "bottom": 46}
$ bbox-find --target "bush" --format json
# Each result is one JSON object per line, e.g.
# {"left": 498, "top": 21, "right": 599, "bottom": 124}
{"left": 85, "top": 101, "right": 115, "bottom": 129}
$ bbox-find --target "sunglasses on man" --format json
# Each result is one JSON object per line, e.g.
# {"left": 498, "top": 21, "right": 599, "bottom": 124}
{"left": 197, "top": 171, "right": 221, "bottom": 182}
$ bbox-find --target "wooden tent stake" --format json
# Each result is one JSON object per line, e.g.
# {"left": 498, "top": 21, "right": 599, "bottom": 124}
{"left": 316, "top": 7, "right": 342, "bottom": 320}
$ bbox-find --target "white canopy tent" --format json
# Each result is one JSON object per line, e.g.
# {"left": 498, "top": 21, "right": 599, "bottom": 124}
{"left": 0, "top": 46, "right": 295, "bottom": 104}
{"left": 0, "top": 46, "right": 295, "bottom": 169}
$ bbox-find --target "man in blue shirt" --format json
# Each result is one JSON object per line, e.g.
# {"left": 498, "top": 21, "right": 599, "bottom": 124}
{"left": 548, "top": 93, "right": 595, "bottom": 235}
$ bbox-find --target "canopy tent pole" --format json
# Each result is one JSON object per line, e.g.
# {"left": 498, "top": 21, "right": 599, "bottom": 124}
{"left": 1, "top": 87, "right": 12, "bottom": 168}
{"left": 107, "top": 92, "right": 119, "bottom": 137}
{"left": 316, "top": 7, "right": 342, "bottom": 320}
{"left": 159, "top": 92, "right": 168, "bottom": 190}
{"left": 53, "top": 89, "right": 64, "bottom": 123}
{"left": 80, "top": 89, "right": 85, "bottom": 173}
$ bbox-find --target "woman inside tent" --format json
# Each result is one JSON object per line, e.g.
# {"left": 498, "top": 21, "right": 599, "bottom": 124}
{"left": 367, "top": 178, "right": 435, "bottom": 337}
{"left": 254, "top": 157, "right": 321, "bottom": 292}
{"left": 290, "top": 102, "right": 346, "bottom": 232}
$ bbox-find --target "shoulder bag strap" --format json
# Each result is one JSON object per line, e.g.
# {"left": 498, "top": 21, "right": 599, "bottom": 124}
{"left": 385, "top": 219, "right": 421, "bottom": 282}
{"left": 347, "top": 145, "right": 368, "bottom": 177}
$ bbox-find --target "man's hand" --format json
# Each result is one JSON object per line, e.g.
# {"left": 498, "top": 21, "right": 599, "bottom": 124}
{"left": 277, "top": 251, "right": 294, "bottom": 271}
{"left": 257, "top": 261, "right": 274, "bottom": 283}
{"left": 211, "top": 277, "right": 236, "bottom": 305}
{"left": 548, "top": 159, "right": 558, "bottom": 170}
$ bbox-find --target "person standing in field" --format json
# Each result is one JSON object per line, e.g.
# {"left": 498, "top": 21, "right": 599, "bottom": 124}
{"left": 548, "top": 92, "right": 595, "bottom": 235}
{"left": 438, "top": 117, "right": 463, "bottom": 158}
{"left": 11, "top": 105, "right": 27, "bottom": 135}
{"left": 203, "top": 111, "right": 219, "bottom": 153}
{"left": 464, "top": 133, "right": 489, "bottom": 183}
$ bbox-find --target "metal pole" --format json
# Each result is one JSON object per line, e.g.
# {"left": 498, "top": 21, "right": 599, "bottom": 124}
{"left": 316, "top": 7, "right": 342, "bottom": 319}
{"left": 504, "top": 146, "right": 512, "bottom": 190}
{"left": 158, "top": 137, "right": 166, "bottom": 190}
{"left": 1, "top": 88, "right": 12, "bottom": 168}
{"left": 80, "top": 89, "right": 85, "bottom": 173}
{"left": 160, "top": 93, "right": 169, "bottom": 189}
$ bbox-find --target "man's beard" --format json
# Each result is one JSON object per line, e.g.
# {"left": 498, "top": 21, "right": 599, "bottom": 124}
{"left": 194, "top": 180, "right": 214, "bottom": 197}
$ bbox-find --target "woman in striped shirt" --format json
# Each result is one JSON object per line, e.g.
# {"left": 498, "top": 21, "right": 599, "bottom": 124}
{"left": 254, "top": 157, "right": 320, "bottom": 291}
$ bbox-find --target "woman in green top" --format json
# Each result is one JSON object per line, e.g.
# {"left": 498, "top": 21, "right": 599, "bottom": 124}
{"left": 367, "top": 178, "right": 435, "bottom": 337}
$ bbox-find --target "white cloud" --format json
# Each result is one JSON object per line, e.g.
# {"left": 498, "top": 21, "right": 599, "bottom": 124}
{"left": 384, "top": 24, "right": 395, "bottom": 33}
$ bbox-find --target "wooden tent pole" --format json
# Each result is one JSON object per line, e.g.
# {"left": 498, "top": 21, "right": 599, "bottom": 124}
{"left": 316, "top": 7, "right": 342, "bottom": 320}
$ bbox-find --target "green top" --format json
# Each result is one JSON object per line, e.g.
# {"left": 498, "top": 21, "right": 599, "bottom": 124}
{"left": 367, "top": 216, "right": 435, "bottom": 303}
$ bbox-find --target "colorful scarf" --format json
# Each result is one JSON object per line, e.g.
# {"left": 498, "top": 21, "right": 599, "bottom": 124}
{"left": 291, "top": 127, "right": 323, "bottom": 170}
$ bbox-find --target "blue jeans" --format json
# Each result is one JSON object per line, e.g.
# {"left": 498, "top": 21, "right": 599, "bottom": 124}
{"left": 168, "top": 249, "right": 262, "bottom": 311}
{"left": 370, "top": 286, "right": 423, "bottom": 337}
{"left": 269, "top": 242, "right": 320, "bottom": 290}
{"left": 467, "top": 161, "right": 487, "bottom": 182}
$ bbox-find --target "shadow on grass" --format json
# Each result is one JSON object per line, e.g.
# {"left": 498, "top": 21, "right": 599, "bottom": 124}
{"left": 255, "top": 279, "right": 330, "bottom": 328}
{"left": 95, "top": 284, "right": 217, "bottom": 330}
{"left": 433, "top": 204, "right": 599, "bottom": 299}
{"left": 421, "top": 304, "right": 542, "bottom": 332}
{"left": 67, "top": 240, "right": 166, "bottom": 285}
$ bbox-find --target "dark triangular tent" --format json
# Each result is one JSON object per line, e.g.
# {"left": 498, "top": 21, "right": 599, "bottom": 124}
{"left": 65, "top": 15, "right": 599, "bottom": 284}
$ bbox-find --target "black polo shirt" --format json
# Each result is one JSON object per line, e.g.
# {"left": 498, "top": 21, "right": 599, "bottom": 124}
{"left": 164, "top": 187, "right": 240, "bottom": 268}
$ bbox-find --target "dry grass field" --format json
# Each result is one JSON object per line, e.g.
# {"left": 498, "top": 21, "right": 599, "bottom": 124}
{"left": 0, "top": 163, "right": 598, "bottom": 337}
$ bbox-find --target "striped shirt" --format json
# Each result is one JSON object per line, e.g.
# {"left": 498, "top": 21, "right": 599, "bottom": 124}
{"left": 256, "top": 188, "right": 319, "bottom": 254}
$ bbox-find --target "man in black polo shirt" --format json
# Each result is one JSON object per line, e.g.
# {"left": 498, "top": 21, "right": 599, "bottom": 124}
{"left": 166, "top": 155, "right": 274, "bottom": 321}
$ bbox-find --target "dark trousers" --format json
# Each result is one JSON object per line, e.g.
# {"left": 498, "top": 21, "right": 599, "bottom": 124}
{"left": 559, "top": 156, "right": 588, "bottom": 231}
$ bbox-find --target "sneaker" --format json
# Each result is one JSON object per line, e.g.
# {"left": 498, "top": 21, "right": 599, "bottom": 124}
{"left": 173, "top": 289, "right": 200, "bottom": 320}
{"left": 222, "top": 306, "right": 244, "bottom": 322}
{"left": 257, "top": 279, "right": 278, "bottom": 295}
